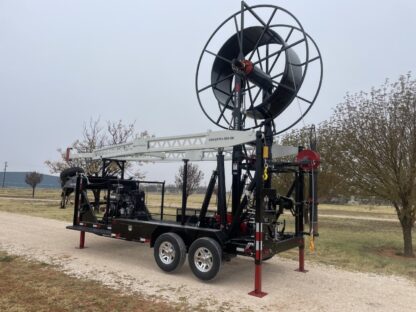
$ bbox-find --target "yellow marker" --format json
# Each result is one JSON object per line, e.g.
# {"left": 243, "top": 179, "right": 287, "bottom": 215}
{"left": 309, "top": 237, "right": 315, "bottom": 253}
{"left": 263, "top": 146, "right": 269, "bottom": 159}
{"left": 263, "top": 166, "right": 268, "bottom": 181}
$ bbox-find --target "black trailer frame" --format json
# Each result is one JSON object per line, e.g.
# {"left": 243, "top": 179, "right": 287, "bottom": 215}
{"left": 67, "top": 133, "right": 319, "bottom": 287}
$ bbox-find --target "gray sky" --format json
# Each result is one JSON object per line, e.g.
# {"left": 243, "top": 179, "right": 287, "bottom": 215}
{"left": 1, "top": 0, "right": 416, "bottom": 184}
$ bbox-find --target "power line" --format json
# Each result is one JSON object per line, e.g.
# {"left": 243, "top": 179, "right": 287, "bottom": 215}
{"left": 2, "top": 161, "right": 7, "bottom": 188}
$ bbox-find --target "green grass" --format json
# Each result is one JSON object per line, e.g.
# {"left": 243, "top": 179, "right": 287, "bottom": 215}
{"left": 0, "top": 187, "right": 61, "bottom": 199}
{"left": 281, "top": 217, "right": 416, "bottom": 280}
{"left": 0, "top": 250, "right": 189, "bottom": 312}
{"left": 0, "top": 198, "right": 73, "bottom": 222}
{"left": 319, "top": 203, "right": 397, "bottom": 220}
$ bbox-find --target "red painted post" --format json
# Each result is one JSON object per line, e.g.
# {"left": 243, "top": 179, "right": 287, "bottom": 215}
{"left": 295, "top": 238, "right": 308, "bottom": 273}
{"left": 79, "top": 231, "right": 85, "bottom": 249}
{"left": 248, "top": 222, "right": 267, "bottom": 298}
{"left": 249, "top": 132, "right": 268, "bottom": 297}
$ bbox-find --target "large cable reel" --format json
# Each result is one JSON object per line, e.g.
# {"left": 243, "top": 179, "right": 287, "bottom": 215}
{"left": 195, "top": 2, "right": 323, "bottom": 135}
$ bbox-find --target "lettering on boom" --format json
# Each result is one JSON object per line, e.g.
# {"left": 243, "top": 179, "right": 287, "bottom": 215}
{"left": 208, "top": 136, "right": 235, "bottom": 142}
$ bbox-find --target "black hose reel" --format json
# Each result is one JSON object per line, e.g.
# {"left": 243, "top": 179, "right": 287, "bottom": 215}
{"left": 196, "top": 3, "right": 323, "bottom": 135}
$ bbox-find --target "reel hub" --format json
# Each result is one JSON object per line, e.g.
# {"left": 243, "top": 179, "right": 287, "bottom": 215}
{"left": 296, "top": 149, "right": 321, "bottom": 171}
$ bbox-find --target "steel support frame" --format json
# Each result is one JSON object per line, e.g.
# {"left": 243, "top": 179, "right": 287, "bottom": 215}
{"left": 231, "top": 74, "right": 244, "bottom": 218}
{"left": 101, "top": 158, "right": 126, "bottom": 179}
{"left": 160, "top": 181, "right": 165, "bottom": 221}
{"left": 249, "top": 131, "right": 267, "bottom": 297}
{"left": 309, "top": 169, "right": 318, "bottom": 235}
{"left": 217, "top": 151, "right": 227, "bottom": 228}
{"left": 295, "top": 146, "right": 307, "bottom": 273}
{"left": 73, "top": 174, "right": 81, "bottom": 226}
{"left": 181, "top": 159, "right": 189, "bottom": 226}
{"left": 73, "top": 174, "right": 86, "bottom": 249}
{"left": 199, "top": 170, "right": 218, "bottom": 227}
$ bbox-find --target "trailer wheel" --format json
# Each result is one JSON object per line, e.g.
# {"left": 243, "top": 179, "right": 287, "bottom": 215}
{"left": 154, "top": 233, "right": 186, "bottom": 273}
{"left": 188, "top": 237, "right": 222, "bottom": 281}
{"left": 60, "top": 167, "right": 84, "bottom": 186}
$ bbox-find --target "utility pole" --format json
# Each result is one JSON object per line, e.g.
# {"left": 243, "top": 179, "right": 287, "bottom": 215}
{"left": 2, "top": 161, "right": 7, "bottom": 188}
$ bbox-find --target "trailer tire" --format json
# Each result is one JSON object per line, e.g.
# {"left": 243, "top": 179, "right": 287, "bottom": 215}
{"left": 60, "top": 167, "right": 84, "bottom": 186}
{"left": 154, "top": 233, "right": 186, "bottom": 273}
{"left": 188, "top": 237, "right": 222, "bottom": 281}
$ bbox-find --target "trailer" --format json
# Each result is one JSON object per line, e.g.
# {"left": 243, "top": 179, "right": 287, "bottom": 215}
{"left": 65, "top": 1, "right": 323, "bottom": 297}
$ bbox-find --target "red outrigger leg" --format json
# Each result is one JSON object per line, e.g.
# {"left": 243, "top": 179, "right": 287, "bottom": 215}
{"left": 79, "top": 231, "right": 85, "bottom": 249}
{"left": 248, "top": 222, "right": 267, "bottom": 298}
{"left": 295, "top": 238, "right": 308, "bottom": 273}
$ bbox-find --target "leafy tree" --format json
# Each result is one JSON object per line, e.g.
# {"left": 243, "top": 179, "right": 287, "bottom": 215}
{"left": 25, "top": 171, "right": 43, "bottom": 198}
{"left": 332, "top": 73, "right": 416, "bottom": 257}
{"left": 175, "top": 162, "right": 204, "bottom": 199}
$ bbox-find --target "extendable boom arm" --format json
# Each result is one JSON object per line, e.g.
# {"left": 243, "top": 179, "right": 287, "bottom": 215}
{"left": 67, "top": 129, "right": 298, "bottom": 162}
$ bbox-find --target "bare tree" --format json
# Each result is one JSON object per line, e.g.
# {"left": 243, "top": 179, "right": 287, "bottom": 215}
{"left": 45, "top": 118, "right": 147, "bottom": 208}
{"left": 25, "top": 172, "right": 43, "bottom": 198}
{"left": 45, "top": 118, "right": 138, "bottom": 175}
{"left": 332, "top": 73, "right": 416, "bottom": 257}
{"left": 175, "top": 162, "right": 204, "bottom": 198}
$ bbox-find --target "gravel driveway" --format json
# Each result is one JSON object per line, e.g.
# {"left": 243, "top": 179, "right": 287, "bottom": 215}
{"left": 0, "top": 211, "right": 414, "bottom": 312}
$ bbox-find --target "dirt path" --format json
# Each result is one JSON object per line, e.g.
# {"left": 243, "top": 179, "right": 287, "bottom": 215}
{"left": 0, "top": 211, "right": 414, "bottom": 312}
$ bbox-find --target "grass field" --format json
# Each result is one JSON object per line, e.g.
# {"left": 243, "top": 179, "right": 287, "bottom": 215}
{"left": 0, "top": 251, "right": 188, "bottom": 312}
{"left": 283, "top": 217, "right": 416, "bottom": 279}
{"left": 0, "top": 187, "right": 415, "bottom": 281}
{"left": 0, "top": 187, "right": 61, "bottom": 200}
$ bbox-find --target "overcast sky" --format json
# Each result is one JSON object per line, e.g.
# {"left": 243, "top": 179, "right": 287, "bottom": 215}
{"left": 1, "top": 0, "right": 416, "bottom": 184}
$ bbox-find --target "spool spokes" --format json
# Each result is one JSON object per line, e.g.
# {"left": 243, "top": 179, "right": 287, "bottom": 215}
{"left": 195, "top": 3, "right": 322, "bottom": 135}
